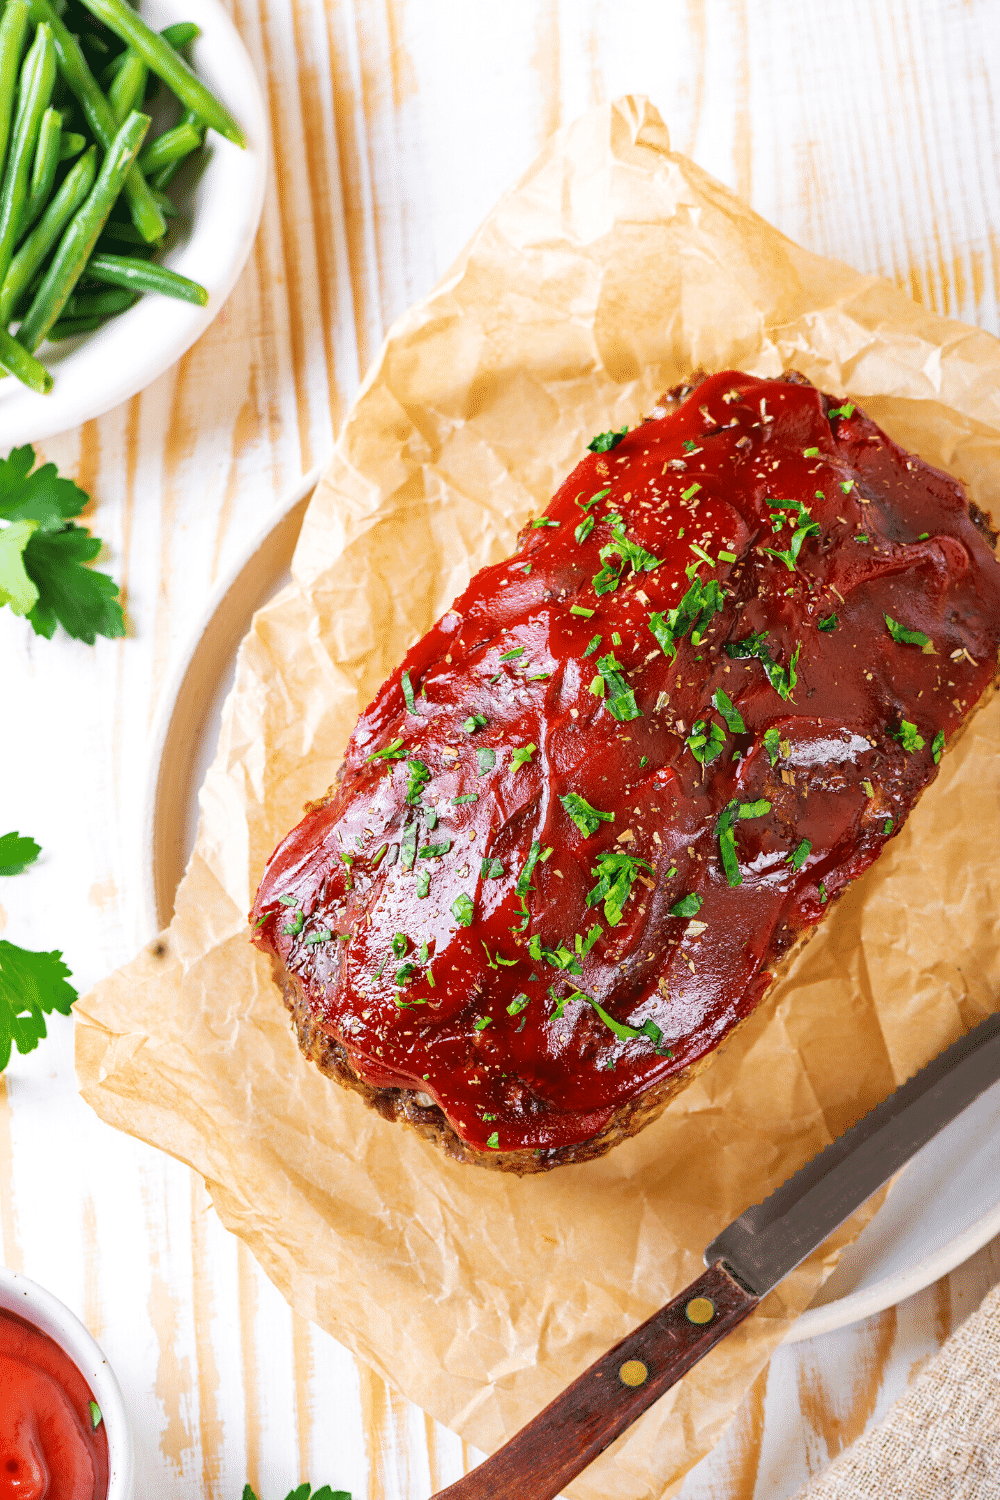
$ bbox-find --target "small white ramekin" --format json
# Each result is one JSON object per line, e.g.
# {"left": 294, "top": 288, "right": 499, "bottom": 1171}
{"left": 0, "top": 1267, "right": 134, "bottom": 1500}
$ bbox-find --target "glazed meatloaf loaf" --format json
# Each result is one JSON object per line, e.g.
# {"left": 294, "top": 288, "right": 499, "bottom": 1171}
{"left": 251, "top": 369, "right": 1000, "bottom": 1174}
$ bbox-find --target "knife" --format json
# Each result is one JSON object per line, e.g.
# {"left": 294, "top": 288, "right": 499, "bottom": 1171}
{"left": 431, "top": 1009, "right": 1000, "bottom": 1500}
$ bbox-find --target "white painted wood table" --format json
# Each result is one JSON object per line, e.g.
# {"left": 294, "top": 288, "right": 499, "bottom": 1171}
{"left": 2, "top": 2, "right": 998, "bottom": 1496}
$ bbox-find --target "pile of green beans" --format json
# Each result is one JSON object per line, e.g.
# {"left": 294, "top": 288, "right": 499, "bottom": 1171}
{"left": 0, "top": 0, "right": 245, "bottom": 394}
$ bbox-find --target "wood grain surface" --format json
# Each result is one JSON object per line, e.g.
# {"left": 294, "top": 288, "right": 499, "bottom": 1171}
{"left": 1, "top": 1, "right": 998, "bottom": 1497}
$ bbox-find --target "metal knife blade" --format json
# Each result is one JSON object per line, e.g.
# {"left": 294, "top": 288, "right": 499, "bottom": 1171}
{"left": 706, "top": 1008, "right": 1000, "bottom": 1296}
{"left": 431, "top": 1010, "right": 1000, "bottom": 1500}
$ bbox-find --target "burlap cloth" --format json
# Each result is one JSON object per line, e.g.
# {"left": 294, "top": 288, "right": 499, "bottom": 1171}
{"left": 796, "top": 1280, "right": 1000, "bottom": 1500}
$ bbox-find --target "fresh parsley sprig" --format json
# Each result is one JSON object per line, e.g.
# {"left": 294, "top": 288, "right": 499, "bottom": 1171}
{"left": 0, "top": 833, "right": 77, "bottom": 1072}
{"left": 242, "top": 1485, "right": 350, "bottom": 1500}
{"left": 0, "top": 445, "right": 124, "bottom": 642}
{"left": 585, "top": 849, "right": 652, "bottom": 927}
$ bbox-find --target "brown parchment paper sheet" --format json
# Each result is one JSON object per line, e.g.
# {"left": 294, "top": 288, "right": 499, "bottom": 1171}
{"left": 77, "top": 98, "right": 1000, "bottom": 1499}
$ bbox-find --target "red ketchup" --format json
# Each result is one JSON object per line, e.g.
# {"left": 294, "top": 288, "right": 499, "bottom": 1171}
{"left": 0, "top": 1309, "right": 109, "bottom": 1500}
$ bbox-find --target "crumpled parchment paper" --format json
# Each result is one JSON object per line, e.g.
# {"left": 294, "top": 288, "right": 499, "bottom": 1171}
{"left": 76, "top": 97, "right": 1000, "bottom": 1499}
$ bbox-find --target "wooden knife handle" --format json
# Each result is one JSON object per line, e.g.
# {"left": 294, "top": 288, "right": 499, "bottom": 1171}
{"left": 431, "top": 1261, "right": 758, "bottom": 1500}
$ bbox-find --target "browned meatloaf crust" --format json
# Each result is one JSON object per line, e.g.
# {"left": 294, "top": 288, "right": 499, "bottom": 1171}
{"left": 252, "top": 369, "right": 1000, "bottom": 1173}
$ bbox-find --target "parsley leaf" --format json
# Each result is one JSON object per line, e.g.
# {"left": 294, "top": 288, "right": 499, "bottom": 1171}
{"left": 892, "top": 720, "right": 925, "bottom": 753}
{"left": 367, "top": 737, "right": 406, "bottom": 762}
{"left": 932, "top": 729, "right": 945, "bottom": 764}
{"left": 592, "top": 514, "right": 662, "bottom": 594}
{"left": 725, "top": 632, "right": 800, "bottom": 700}
{"left": 575, "top": 515, "right": 595, "bottom": 544}
{"left": 0, "top": 939, "right": 77, "bottom": 1072}
{"left": 401, "top": 669, "right": 417, "bottom": 712}
{"left": 561, "top": 989, "right": 671, "bottom": 1054}
{"left": 595, "top": 652, "right": 641, "bottom": 721}
{"left": 405, "top": 758, "right": 430, "bottom": 804}
{"left": 648, "top": 575, "right": 726, "bottom": 659}
{"left": 481, "top": 857, "right": 504, "bottom": 879}
{"left": 884, "top": 614, "right": 933, "bottom": 652}
{"left": 583, "top": 633, "right": 602, "bottom": 657}
{"left": 0, "top": 831, "right": 41, "bottom": 877}
{"left": 401, "top": 821, "right": 417, "bottom": 871}
{"left": 451, "top": 892, "right": 474, "bottom": 927}
{"left": 587, "top": 426, "right": 628, "bottom": 453}
{"left": 686, "top": 719, "right": 726, "bottom": 764}
{"left": 761, "top": 498, "right": 821, "bottom": 571}
{"left": 0, "top": 520, "right": 39, "bottom": 615}
{"left": 715, "top": 798, "right": 771, "bottom": 888}
{"left": 242, "top": 1483, "right": 351, "bottom": 1500}
{"left": 712, "top": 688, "right": 745, "bottom": 734}
{"left": 499, "top": 646, "right": 525, "bottom": 662}
{"left": 462, "top": 713, "right": 487, "bottom": 732}
{"left": 23, "top": 525, "right": 125, "bottom": 643}
{"left": 818, "top": 613, "right": 837, "bottom": 631}
{"left": 417, "top": 841, "right": 451, "bottom": 859}
{"left": 476, "top": 746, "right": 496, "bottom": 776}
{"left": 560, "top": 792, "right": 614, "bottom": 837}
{"left": 515, "top": 840, "right": 549, "bottom": 897}
{"left": 586, "top": 849, "right": 652, "bottom": 926}
{"left": 763, "top": 726, "right": 782, "bottom": 765}
{"left": 510, "top": 743, "right": 536, "bottom": 773}
{"left": 786, "top": 838, "right": 811, "bottom": 871}
{"left": 670, "top": 892, "right": 702, "bottom": 918}
{"left": 507, "top": 993, "right": 530, "bottom": 1015}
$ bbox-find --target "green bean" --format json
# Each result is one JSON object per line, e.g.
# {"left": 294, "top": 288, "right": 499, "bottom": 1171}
{"left": 0, "top": 144, "right": 95, "bottom": 320}
{"left": 149, "top": 185, "right": 176, "bottom": 217}
{"left": 47, "top": 312, "right": 103, "bottom": 338}
{"left": 84, "top": 250, "right": 206, "bottom": 306}
{"left": 76, "top": 0, "right": 244, "bottom": 147}
{"left": 25, "top": 0, "right": 165, "bottom": 242}
{"left": 57, "top": 129, "right": 83, "bottom": 159}
{"left": 22, "top": 104, "right": 61, "bottom": 232}
{"left": 108, "top": 44, "right": 143, "bottom": 124}
{"left": 64, "top": 285, "right": 135, "bottom": 316}
{"left": 137, "top": 120, "right": 200, "bottom": 176}
{"left": 0, "top": 318, "right": 51, "bottom": 390}
{"left": 0, "top": 3, "right": 30, "bottom": 185}
{"left": 0, "top": 24, "right": 56, "bottom": 286}
{"left": 17, "top": 107, "right": 149, "bottom": 350}
{"left": 151, "top": 106, "right": 201, "bottom": 190}
{"left": 95, "top": 217, "right": 159, "bottom": 247}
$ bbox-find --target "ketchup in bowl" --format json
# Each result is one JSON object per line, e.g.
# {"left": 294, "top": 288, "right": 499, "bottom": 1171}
{"left": 0, "top": 1308, "right": 109, "bottom": 1500}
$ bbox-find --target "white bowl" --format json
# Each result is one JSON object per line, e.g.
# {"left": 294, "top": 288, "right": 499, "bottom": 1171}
{"left": 0, "top": 0, "right": 268, "bottom": 448}
{"left": 0, "top": 1266, "right": 134, "bottom": 1498}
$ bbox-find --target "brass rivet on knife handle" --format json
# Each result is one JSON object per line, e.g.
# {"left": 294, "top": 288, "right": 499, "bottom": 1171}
{"left": 617, "top": 1359, "right": 648, "bottom": 1387}
{"left": 685, "top": 1296, "right": 716, "bottom": 1324}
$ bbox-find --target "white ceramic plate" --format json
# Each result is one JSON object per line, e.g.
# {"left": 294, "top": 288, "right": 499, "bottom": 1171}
{"left": 141, "top": 470, "right": 1000, "bottom": 1344}
{"left": 0, "top": 0, "right": 267, "bottom": 448}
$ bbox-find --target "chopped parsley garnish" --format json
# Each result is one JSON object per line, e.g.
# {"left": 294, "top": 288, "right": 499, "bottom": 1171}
{"left": 281, "top": 910, "right": 304, "bottom": 936}
{"left": 560, "top": 990, "right": 671, "bottom": 1054}
{"left": 786, "top": 838, "right": 811, "bottom": 871}
{"left": 856, "top": 534, "right": 869, "bottom": 543}
{"left": 416, "top": 870, "right": 431, "bottom": 898}
{"left": 560, "top": 793, "right": 615, "bottom": 837}
{"left": 884, "top": 818, "right": 893, "bottom": 835}
{"left": 575, "top": 515, "right": 595, "bottom": 544}
{"left": 392, "top": 933, "right": 408, "bottom": 957}
{"left": 507, "top": 993, "right": 529, "bottom": 1015}
{"left": 932, "top": 729, "right": 945, "bottom": 764}
{"left": 763, "top": 726, "right": 782, "bottom": 765}
{"left": 453, "top": 792, "right": 478, "bottom": 804}
{"left": 570, "top": 604, "right": 594, "bottom": 617}
{"left": 529, "top": 936, "right": 582, "bottom": 974}
{"left": 578, "top": 486, "right": 611, "bottom": 512}
{"left": 476, "top": 747, "right": 496, "bottom": 775}
{"left": 89, "top": 1400, "right": 102, "bottom": 1430}
{"left": 304, "top": 928, "right": 333, "bottom": 946}
{"left": 670, "top": 892, "right": 702, "bottom": 918}
{"left": 511, "top": 743, "right": 536, "bottom": 773}
{"left": 516, "top": 840, "right": 548, "bottom": 897}
{"left": 587, "top": 426, "right": 628, "bottom": 453}
{"left": 405, "top": 758, "right": 430, "bottom": 804}
{"left": 462, "top": 713, "right": 487, "bottom": 732}
{"left": 401, "top": 821, "right": 418, "bottom": 871}
{"left": 481, "top": 857, "right": 504, "bottom": 879}
{"left": 884, "top": 614, "right": 933, "bottom": 651}
{"left": 712, "top": 688, "right": 745, "bottom": 734}
{"left": 892, "top": 720, "right": 925, "bottom": 753}
{"left": 0, "top": 832, "right": 41, "bottom": 876}
{"left": 499, "top": 646, "right": 525, "bottom": 662}
{"left": 395, "top": 961, "right": 417, "bottom": 986}
{"left": 724, "top": 631, "right": 800, "bottom": 701}
{"left": 762, "top": 498, "right": 821, "bottom": 571}
{"left": 366, "top": 737, "right": 406, "bottom": 763}
{"left": 401, "top": 669, "right": 417, "bottom": 713}
{"left": 715, "top": 798, "right": 772, "bottom": 888}
{"left": 828, "top": 403, "right": 855, "bottom": 419}
{"left": 592, "top": 515, "right": 663, "bottom": 594}
{"left": 486, "top": 1131, "right": 500, "bottom": 1149}
{"left": 639, "top": 755, "right": 648, "bottom": 767}
{"left": 718, "top": 550, "right": 737, "bottom": 562}
{"left": 277, "top": 894, "right": 297, "bottom": 906}
{"left": 648, "top": 575, "right": 726, "bottom": 658}
{"left": 818, "top": 613, "right": 837, "bottom": 632}
{"left": 531, "top": 517, "right": 559, "bottom": 528}
{"left": 576, "top": 922, "right": 603, "bottom": 957}
{"left": 583, "top": 633, "right": 602, "bottom": 656}
{"left": 681, "top": 482, "right": 701, "bottom": 501}
{"left": 596, "top": 652, "right": 641, "bottom": 721}
{"left": 819, "top": 881, "right": 827, "bottom": 904}
{"left": 586, "top": 849, "right": 652, "bottom": 926}
{"left": 918, "top": 532, "right": 930, "bottom": 540}
{"left": 474, "top": 1016, "right": 492, "bottom": 1030}
{"left": 418, "top": 841, "right": 451, "bottom": 859}
{"left": 686, "top": 719, "right": 726, "bottom": 764}
{"left": 451, "top": 892, "right": 474, "bottom": 927}
{"left": 803, "top": 446, "right": 819, "bottom": 457}
{"left": 682, "top": 439, "right": 698, "bottom": 453}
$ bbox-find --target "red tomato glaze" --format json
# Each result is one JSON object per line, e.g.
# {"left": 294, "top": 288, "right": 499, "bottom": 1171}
{"left": 251, "top": 371, "right": 1000, "bottom": 1158}
{"left": 0, "top": 1310, "right": 108, "bottom": 1500}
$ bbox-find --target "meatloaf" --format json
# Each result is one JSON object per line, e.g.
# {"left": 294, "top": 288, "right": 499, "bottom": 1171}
{"left": 251, "top": 369, "right": 1000, "bottom": 1174}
